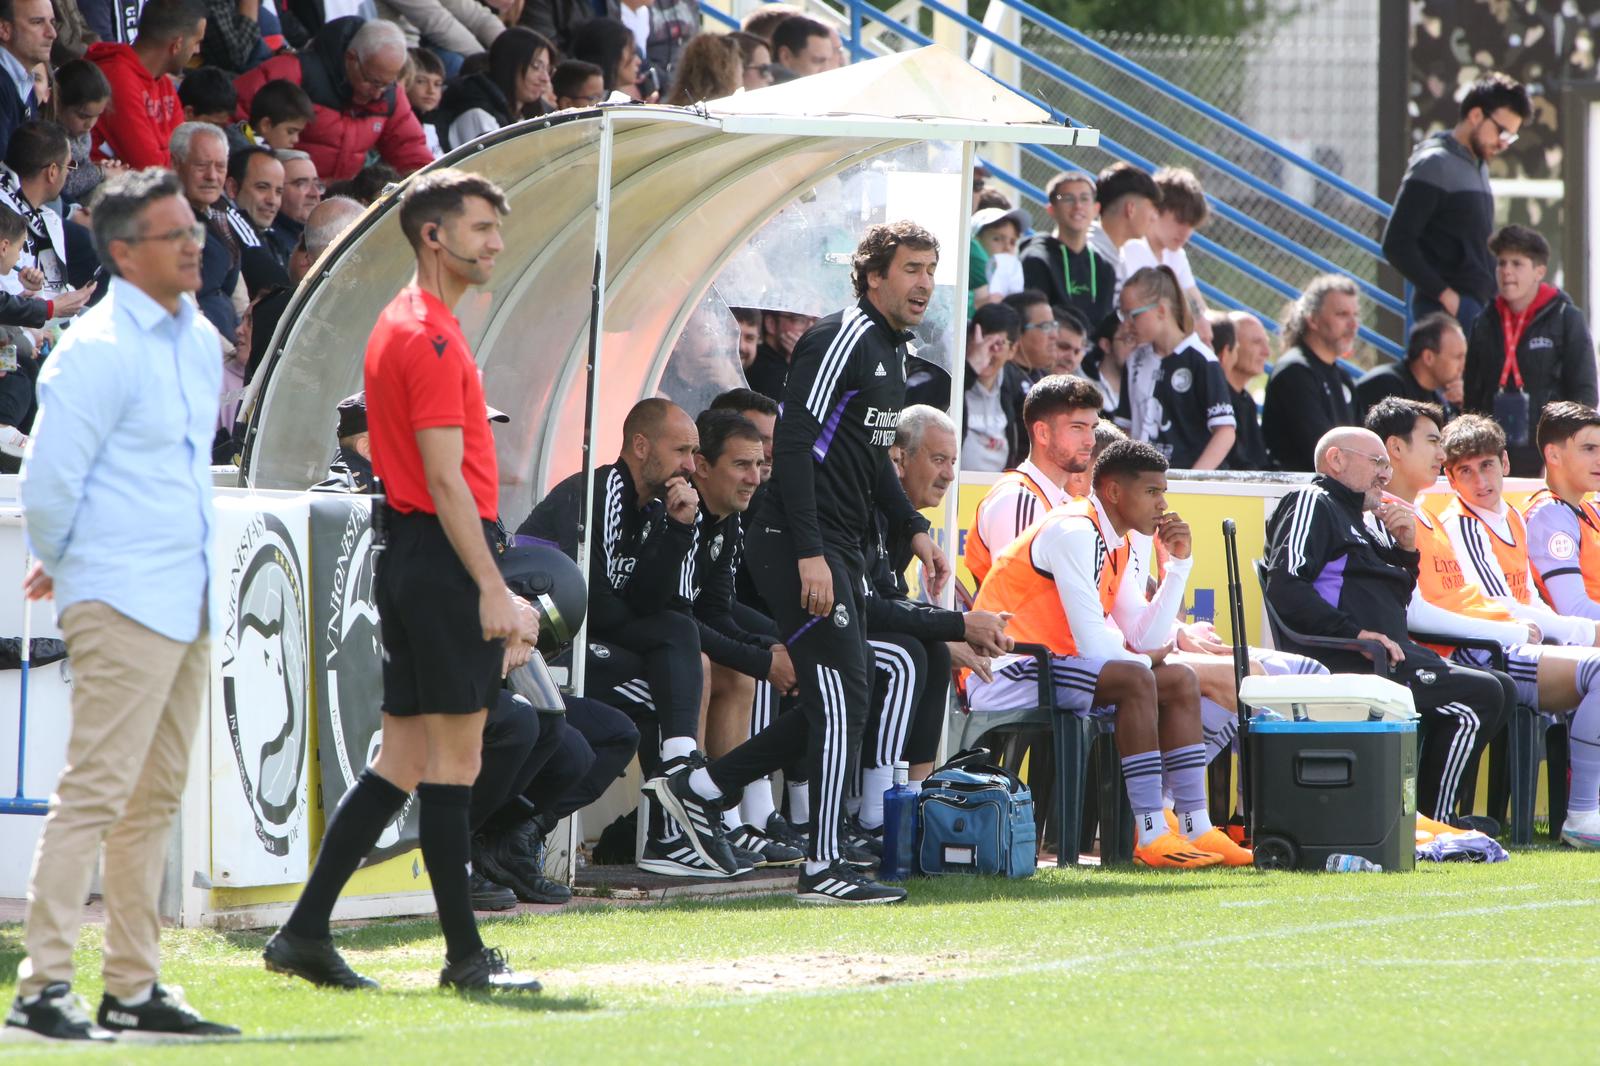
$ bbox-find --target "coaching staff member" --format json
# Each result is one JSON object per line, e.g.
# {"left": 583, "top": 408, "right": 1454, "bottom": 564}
{"left": 7, "top": 169, "right": 235, "bottom": 1042}
{"left": 263, "top": 169, "right": 541, "bottom": 994}
{"left": 648, "top": 221, "right": 950, "bottom": 904}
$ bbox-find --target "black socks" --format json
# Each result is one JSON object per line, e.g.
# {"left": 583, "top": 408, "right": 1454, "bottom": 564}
{"left": 418, "top": 782, "right": 485, "bottom": 965}
{"left": 285, "top": 769, "right": 408, "bottom": 940}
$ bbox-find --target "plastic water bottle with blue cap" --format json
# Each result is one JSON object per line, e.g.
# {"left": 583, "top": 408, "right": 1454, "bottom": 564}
{"left": 1325, "top": 853, "right": 1382, "bottom": 873}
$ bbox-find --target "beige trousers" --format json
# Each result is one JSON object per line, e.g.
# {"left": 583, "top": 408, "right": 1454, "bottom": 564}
{"left": 16, "top": 601, "right": 209, "bottom": 999}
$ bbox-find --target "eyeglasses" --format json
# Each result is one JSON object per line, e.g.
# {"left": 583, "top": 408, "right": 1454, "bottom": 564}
{"left": 122, "top": 222, "right": 207, "bottom": 247}
{"left": 1117, "top": 301, "right": 1157, "bottom": 322}
{"left": 1341, "top": 448, "right": 1392, "bottom": 472}
{"left": 1485, "top": 113, "right": 1520, "bottom": 147}
{"left": 351, "top": 54, "right": 396, "bottom": 92}
{"left": 1023, "top": 319, "right": 1059, "bottom": 333}
{"left": 1050, "top": 192, "right": 1094, "bottom": 206}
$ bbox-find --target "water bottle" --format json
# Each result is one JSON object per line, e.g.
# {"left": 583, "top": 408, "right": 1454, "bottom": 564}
{"left": 878, "top": 761, "right": 918, "bottom": 882}
{"left": 1325, "top": 853, "right": 1382, "bottom": 873}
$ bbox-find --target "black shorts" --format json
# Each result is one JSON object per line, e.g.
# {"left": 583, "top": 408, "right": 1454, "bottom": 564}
{"left": 375, "top": 508, "right": 502, "bottom": 717}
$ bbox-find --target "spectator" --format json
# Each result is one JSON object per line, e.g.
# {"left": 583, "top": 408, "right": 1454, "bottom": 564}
{"left": 665, "top": 31, "right": 739, "bottom": 106}
{"left": 1261, "top": 273, "right": 1361, "bottom": 472}
{"left": 1263, "top": 425, "right": 1511, "bottom": 825}
{"left": 1221, "top": 310, "right": 1270, "bottom": 470}
{"left": 53, "top": 58, "right": 113, "bottom": 206}
{"left": 0, "top": 0, "right": 53, "bottom": 158}
{"left": 200, "top": 0, "right": 267, "bottom": 73}
{"left": 740, "top": 2, "right": 796, "bottom": 43}
{"left": 968, "top": 205, "right": 1025, "bottom": 308}
{"left": 1121, "top": 166, "right": 1212, "bottom": 345}
{"left": 961, "top": 299, "right": 1024, "bottom": 472}
{"left": 404, "top": 47, "right": 445, "bottom": 153}
{"left": 551, "top": 58, "right": 604, "bottom": 108}
{"left": 0, "top": 120, "right": 71, "bottom": 295}
{"left": 1020, "top": 170, "right": 1114, "bottom": 330}
{"left": 1356, "top": 311, "right": 1465, "bottom": 417}
{"left": 248, "top": 194, "right": 363, "bottom": 377}
{"left": 376, "top": 0, "right": 503, "bottom": 79}
{"left": 324, "top": 161, "right": 398, "bottom": 205}
{"left": 224, "top": 144, "right": 289, "bottom": 293}
{"left": 28, "top": 60, "right": 47, "bottom": 118}
{"left": 729, "top": 29, "right": 772, "bottom": 92}
{"left": 49, "top": 0, "right": 92, "bottom": 63}
{"left": 1115, "top": 264, "right": 1233, "bottom": 470}
{"left": 570, "top": 16, "right": 644, "bottom": 100}
{"left": 1088, "top": 161, "right": 1159, "bottom": 297}
{"left": 1002, "top": 288, "right": 1055, "bottom": 385}
{"left": 519, "top": 0, "right": 591, "bottom": 57}
{"left": 609, "top": 0, "right": 696, "bottom": 89}
{"left": 88, "top": 0, "right": 204, "bottom": 169}
{"left": 744, "top": 307, "right": 813, "bottom": 402}
{"left": 1383, "top": 71, "right": 1529, "bottom": 336}
{"left": 270, "top": 146, "right": 319, "bottom": 259}
{"left": 435, "top": 27, "right": 552, "bottom": 151}
{"left": 730, "top": 305, "right": 758, "bottom": 370}
{"left": 1051, "top": 304, "right": 1089, "bottom": 376}
{"left": 1464, "top": 223, "right": 1597, "bottom": 476}
{"left": 233, "top": 17, "right": 432, "bottom": 183}
{"left": 171, "top": 121, "right": 244, "bottom": 342}
{"left": 239, "top": 78, "right": 314, "bottom": 150}
{"left": 1082, "top": 310, "right": 1132, "bottom": 415}
{"left": 178, "top": 65, "right": 237, "bottom": 123}
{"left": 770, "top": 14, "right": 829, "bottom": 77}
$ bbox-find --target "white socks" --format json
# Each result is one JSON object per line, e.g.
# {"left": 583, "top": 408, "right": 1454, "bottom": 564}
{"left": 661, "top": 736, "right": 696, "bottom": 763}
{"left": 858, "top": 765, "right": 893, "bottom": 830}
{"left": 741, "top": 776, "right": 777, "bottom": 828}
{"left": 1135, "top": 809, "right": 1167, "bottom": 847}
{"left": 688, "top": 767, "right": 720, "bottom": 802}
{"left": 787, "top": 780, "right": 810, "bottom": 825}
{"left": 1179, "top": 808, "right": 1215, "bottom": 840}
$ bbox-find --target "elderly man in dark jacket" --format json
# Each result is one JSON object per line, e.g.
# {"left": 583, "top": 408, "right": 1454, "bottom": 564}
{"left": 1264, "top": 424, "right": 1512, "bottom": 826}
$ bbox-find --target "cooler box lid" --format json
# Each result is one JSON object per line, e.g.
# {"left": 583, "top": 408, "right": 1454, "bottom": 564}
{"left": 1250, "top": 720, "right": 1417, "bottom": 734}
{"left": 1239, "top": 673, "right": 1418, "bottom": 722}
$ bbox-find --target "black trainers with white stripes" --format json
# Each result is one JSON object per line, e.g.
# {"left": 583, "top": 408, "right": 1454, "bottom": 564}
{"left": 796, "top": 862, "right": 908, "bottom": 905}
{"left": 637, "top": 836, "right": 753, "bottom": 878}
{"left": 764, "top": 812, "right": 809, "bottom": 853}
{"left": 730, "top": 824, "right": 805, "bottom": 867}
{"left": 640, "top": 755, "right": 738, "bottom": 875}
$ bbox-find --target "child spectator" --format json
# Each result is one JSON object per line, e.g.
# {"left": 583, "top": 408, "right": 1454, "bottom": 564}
{"left": 970, "top": 205, "right": 1027, "bottom": 306}
{"left": 962, "top": 300, "right": 1026, "bottom": 471}
{"left": 405, "top": 48, "right": 446, "bottom": 156}
{"left": 552, "top": 59, "right": 605, "bottom": 108}
{"left": 1121, "top": 166, "right": 1213, "bottom": 345}
{"left": 53, "top": 59, "right": 114, "bottom": 206}
{"left": 243, "top": 78, "right": 314, "bottom": 150}
{"left": 1116, "top": 265, "right": 1234, "bottom": 470}
{"left": 178, "top": 65, "right": 237, "bottom": 124}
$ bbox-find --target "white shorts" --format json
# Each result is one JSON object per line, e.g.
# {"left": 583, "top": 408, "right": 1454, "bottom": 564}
{"left": 968, "top": 652, "right": 1112, "bottom": 717}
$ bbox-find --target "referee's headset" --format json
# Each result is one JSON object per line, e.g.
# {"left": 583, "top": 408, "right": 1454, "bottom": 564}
{"left": 426, "top": 223, "right": 481, "bottom": 266}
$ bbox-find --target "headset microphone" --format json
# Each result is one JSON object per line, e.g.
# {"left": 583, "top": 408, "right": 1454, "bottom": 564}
{"left": 429, "top": 226, "right": 481, "bottom": 265}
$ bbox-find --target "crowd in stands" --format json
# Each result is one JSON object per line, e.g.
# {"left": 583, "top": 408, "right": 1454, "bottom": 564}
{"left": 0, "top": 0, "right": 849, "bottom": 466}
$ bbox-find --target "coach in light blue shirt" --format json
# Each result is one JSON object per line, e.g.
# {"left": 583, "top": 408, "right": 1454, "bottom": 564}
{"left": 20, "top": 184, "right": 220, "bottom": 643}
{"left": 7, "top": 168, "right": 238, "bottom": 1041}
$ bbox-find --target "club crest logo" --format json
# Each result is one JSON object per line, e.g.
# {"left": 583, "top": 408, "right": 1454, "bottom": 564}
{"left": 1170, "top": 367, "right": 1193, "bottom": 394}
{"left": 710, "top": 533, "right": 724, "bottom": 561}
{"left": 832, "top": 602, "right": 849, "bottom": 628}
{"left": 1549, "top": 531, "right": 1577, "bottom": 561}
{"left": 220, "top": 512, "right": 309, "bottom": 858}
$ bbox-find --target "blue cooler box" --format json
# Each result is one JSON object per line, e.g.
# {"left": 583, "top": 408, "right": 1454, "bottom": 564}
{"left": 1247, "top": 719, "right": 1417, "bottom": 872}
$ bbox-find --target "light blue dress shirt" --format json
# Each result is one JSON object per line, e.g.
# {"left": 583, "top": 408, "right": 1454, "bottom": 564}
{"left": 0, "top": 47, "right": 32, "bottom": 110}
{"left": 21, "top": 277, "right": 221, "bottom": 643}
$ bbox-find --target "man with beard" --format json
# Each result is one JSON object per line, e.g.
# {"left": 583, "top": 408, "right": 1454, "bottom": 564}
{"left": 222, "top": 145, "right": 289, "bottom": 293}
{"left": 1264, "top": 425, "right": 1512, "bottom": 825}
{"left": 1261, "top": 274, "right": 1363, "bottom": 472}
{"left": 966, "top": 374, "right": 1102, "bottom": 589}
{"left": 743, "top": 307, "right": 815, "bottom": 403}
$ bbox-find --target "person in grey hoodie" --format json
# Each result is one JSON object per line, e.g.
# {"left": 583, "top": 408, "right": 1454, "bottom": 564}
{"left": 1382, "top": 71, "right": 1529, "bottom": 338}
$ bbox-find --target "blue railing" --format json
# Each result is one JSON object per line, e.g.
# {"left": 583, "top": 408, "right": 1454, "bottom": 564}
{"left": 810, "top": 0, "right": 1403, "bottom": 358}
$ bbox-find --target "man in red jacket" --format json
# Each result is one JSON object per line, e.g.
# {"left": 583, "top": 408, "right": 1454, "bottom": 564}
{"left": 87, "top": 0, "right": 205, "bottom": 169}
{"left": 233, "top": 17, "right": 431, "bottom": 185}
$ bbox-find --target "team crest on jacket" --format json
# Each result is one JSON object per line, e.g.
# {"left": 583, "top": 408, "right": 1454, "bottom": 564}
{"left": 1549, "top": 532, "right": 1577, "bottom": 560}
{"left": 1416, "top": 669, "right": 1436, "bottom": 685}
{"left": 832, "top": 602, "right": 849, "bottom": 628}
{"left": 710, "top": 533, "right": 724, "bottom": 561}
{"left": 1170, "top": 367, "right": 1193, "bottom": 393}
{"left": 590, "top": 643, "right": 611, "bottom": 659}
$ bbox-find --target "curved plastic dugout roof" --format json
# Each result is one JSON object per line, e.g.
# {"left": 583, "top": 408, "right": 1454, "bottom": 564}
{"left": 241, "top": 45, "right": 1098, "bottom": 524}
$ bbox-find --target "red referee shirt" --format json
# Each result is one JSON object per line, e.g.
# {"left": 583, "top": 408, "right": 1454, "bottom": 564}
{"left": 364, "top": 286, "right": 499, "bottom": 519}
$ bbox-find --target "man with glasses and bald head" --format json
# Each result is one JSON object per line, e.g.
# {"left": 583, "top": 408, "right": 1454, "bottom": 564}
{"left": 1263, "top": 424, "right": 1513, "bottom": 830}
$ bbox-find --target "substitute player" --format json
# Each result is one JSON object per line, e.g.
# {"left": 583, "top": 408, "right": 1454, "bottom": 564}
{"left": 263, "top": 169, "right": 541, "bottom": 992}
{"left": 969, "top": 439, "right": 1248, "bottom": 867}
{"left": 1525, "top": 401, "right": 1600, "bottom": 623}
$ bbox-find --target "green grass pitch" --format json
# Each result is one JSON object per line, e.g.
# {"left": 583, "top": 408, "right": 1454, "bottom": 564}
{"left": 5, "top": 851, "right": 1600, "bottom": 1064}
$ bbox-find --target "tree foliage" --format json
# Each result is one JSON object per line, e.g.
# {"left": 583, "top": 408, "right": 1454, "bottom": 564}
{"left": 1029, "top": 0, "right": 1279, "bottom": 37}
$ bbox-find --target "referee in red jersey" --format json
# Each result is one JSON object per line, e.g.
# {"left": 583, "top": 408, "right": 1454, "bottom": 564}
{"left": 264, "top": 169, "right": 541, "bottom": 993}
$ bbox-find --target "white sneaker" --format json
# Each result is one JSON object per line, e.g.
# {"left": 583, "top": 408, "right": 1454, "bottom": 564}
{"left": 0, "top": 425, "right": 25, "bottom": 458}
{"left": 1559, "top": 809, "right": 1600, "bottom": 850}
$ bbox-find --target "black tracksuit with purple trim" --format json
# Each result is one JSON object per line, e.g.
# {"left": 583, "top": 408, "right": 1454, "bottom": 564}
{"left": 707, "top": 297, "right": 924, "bottom": 864}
